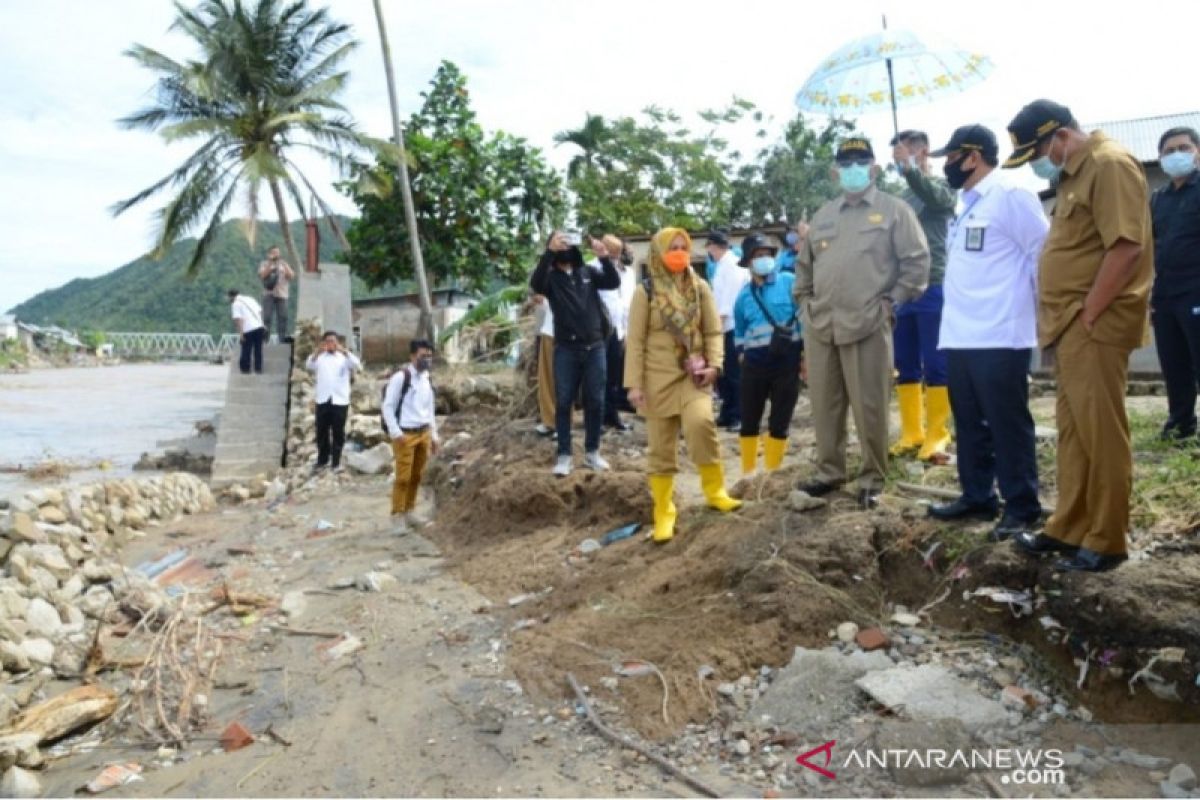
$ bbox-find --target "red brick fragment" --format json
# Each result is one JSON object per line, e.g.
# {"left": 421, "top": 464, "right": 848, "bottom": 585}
{"left": 855, "top": 627, "right": 890, "bottom": 651}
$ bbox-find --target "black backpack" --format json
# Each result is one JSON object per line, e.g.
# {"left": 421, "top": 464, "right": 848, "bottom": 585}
{"left": 262, "top": 266, "right": 280, "bottom": 292}
{"left": 378, "top": 367, "right": 435, "bottom": 435}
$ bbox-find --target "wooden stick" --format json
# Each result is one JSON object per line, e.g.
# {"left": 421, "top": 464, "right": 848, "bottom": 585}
{"left": 895, "top": 482, "right": 960, "bottom": 500}
{"left": 566, "top": 673, "right": 720, "bottom": 798}
{"left": 268, "top": 624, "right": 341, "bottom": 638}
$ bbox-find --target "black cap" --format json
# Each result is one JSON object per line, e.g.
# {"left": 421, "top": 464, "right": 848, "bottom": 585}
{"left": 1004, "top": 99, "right": 1074, "bottom": 168}
{"left": 706, "top": 229, "right": 730, "bottom": 247}
{"left": 835, "top": 137, "right": 875, "bottom": 162}
{"left": 931, "top": 124, "right": 999, "bottom": 161}
{"left": 890, "top": 130, "right": 929, "bottom": 147}
{"left": 738, "top": 233, "right": 778, "bottom": 267}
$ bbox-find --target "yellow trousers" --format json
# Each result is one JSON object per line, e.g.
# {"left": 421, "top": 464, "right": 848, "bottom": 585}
{"left": 645, "top": 396, "right": 722, "bottom": 475}
{"left": 536, "top": 334, "right": 556, "bottom": 428}
{"left": 1044, "top": 319, "right": 1133, "bottom": 555}
{"left": 391, "top": 429, "right": 431, "bottom": 514}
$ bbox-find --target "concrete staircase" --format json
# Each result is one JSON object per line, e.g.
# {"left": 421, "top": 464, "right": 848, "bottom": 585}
{"left": 211, "top": 343, "right": 292, "bottom": 486}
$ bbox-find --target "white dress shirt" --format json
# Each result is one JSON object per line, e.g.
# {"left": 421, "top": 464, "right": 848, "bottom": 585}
{"left": 306, "top": 350, "right": 361, "bottom": 405}
{"left": 940, "top": 171, "right": 1049, "bottom": 350}
{"left": 711, "top": 250, "right": 749, "bottom": 333}
{"left": 382, "top": 366, "right": 439, "bottom": 441}
{"left": 538, "top": 302, "right": 555, "bottom": 337}
{"left": 231, "top": 295, "right": 265, "bottom": 333}
{"left": 595, "top": 260, "right": 638, "bottom": 340}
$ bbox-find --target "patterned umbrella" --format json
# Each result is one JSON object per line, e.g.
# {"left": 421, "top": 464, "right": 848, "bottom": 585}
{"left": 795, "top": 25, "right": 993, "bottom": 135}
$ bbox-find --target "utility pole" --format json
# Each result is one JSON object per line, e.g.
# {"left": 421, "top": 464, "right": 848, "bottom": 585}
{"left": 372, "top": 0, "right": 435, "bottom": 342}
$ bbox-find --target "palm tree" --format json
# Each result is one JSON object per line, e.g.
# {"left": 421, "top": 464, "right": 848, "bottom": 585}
{"left": 553, "top": 114, "right": 612, "bottom": 179}
{"left": 112, "top": 0, "right": 379, "bottom": 275}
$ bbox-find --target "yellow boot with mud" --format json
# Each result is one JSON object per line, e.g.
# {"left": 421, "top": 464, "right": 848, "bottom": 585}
{"left": 763, "top": 436, "right": 788, "bottom": 472}
{"left": 918, "top": 386, "right": 952, "bottom": 461}
{"left": 648, "top": 474, "right": 677, "bottom": 543}
{"left": 890, "top": 383, "right": 925, "bottom": 456}
{"left": 698, "top": 463, "right": 743, "bottom": 512}
{"left": 739, "top": 436, "right": 759, "bottom": 476}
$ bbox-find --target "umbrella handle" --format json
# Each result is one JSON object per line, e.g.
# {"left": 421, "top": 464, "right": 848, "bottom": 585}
{"left": 882, "top": 15, "right": 899, "bottom": 138}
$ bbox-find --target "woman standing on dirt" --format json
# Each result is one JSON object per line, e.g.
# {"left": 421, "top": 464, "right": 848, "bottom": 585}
{"left": 625, "top": 227, "right": 742, "bottom": 543}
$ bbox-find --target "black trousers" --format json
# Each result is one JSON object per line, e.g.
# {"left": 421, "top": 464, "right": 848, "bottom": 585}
{"left": 238, "top": 328, "right": 265, "bottom": 374}
{"left": 1152, "top": 291, "right": 1200, "bottom": 435}
{"left": 739, "top": 355, "right": 802, "bottom": 439}
{"left": 604, "top": 331, "right": 627, "bottom": 422}
{"left": 717, "top": 330, "right": 742, "bottom": 425}
{"left": 946, "top": 348, "right": 1041, "bottom": 520}
{"left": 315, "top": 401, "right": 349, "bottom": 467}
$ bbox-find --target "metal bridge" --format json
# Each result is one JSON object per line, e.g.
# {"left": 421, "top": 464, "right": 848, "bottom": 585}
{"left": 106, "top": 332, "right": 244, "bottom": 359}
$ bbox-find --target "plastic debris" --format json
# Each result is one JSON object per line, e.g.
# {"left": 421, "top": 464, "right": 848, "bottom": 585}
{"left": 507, "top": 587, "right": 552, "bottom": 607}
{"left": 1038, "top": 615, "right": 1063, "bottom": 630}
{"left": 220, "top": 722, "right": 254, "bottom": 752}
{"left": 967, "top": 586, "right": 1033, "bottom": 617}
{"left": 600, "top": 523, "right": 640, "bottom": 546}
{"left": 319, "top": 633, "right": 364, "bottom": 661}
{"left": 614, "top": 660, "right": 657, "bottom": 678}
{"left": 578, "top": 538, "right": 601, "bottom": 555}
{"left": 84, "top": 763, "right": 143, "bottom": 794}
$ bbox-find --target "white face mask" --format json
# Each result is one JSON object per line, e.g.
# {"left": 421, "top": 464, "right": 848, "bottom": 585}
{"left": 1161, "top": 150, "right": 1198, "bottom": 179}
{"left": 751, "top": 256, "right": 775, "bottom": 276}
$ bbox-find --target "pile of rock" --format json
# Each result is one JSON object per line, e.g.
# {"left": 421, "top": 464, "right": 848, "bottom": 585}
{"left": 0, "top": 473, "right": 213, "bottom": 715}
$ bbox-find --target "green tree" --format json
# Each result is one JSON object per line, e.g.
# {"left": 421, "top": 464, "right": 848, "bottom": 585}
{"left": 561, "top": 101, "right": 756, "bottom": 235}
{"left": 342, "top": 61, "right": 566, "bottom": 293}
{"left": 729, "top": 115, "right": 856, "bottom": 227}
{"left": 112, "top": 0, "right": 380, "bottom": 275}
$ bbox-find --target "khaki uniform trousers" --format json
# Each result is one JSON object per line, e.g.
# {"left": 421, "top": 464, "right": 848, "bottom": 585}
{"left": 1044, "top": 319, "right": 1133, "bottom": 555}
{"left": 645, "top": 396, "right": 722, "bottom": 475}
{"left": 536, "top": 334, "right": 556, "bottom": 428}
{"left": 391, "top": 429, "right": 432, "bottom": 514}
{"left": 807, "top": 326, "right": 892, "bottom": 491}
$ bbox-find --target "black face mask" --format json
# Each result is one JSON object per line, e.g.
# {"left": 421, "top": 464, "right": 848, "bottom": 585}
{"left": 943, "top": 154, "right": 975, "bottom": 190}
{"left": 619, "top": 249, "right": 633, "bottom": 266}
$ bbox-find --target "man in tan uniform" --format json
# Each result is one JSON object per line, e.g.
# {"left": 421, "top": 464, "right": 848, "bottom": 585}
{"left": 1003, "top": 100, "right": 1153, "bottom": 572}
{"left": 794, "top": 138, "right": 931, "bottom": 508}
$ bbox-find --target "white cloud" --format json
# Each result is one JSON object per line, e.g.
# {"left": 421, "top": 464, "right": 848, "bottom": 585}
{"left": 1, "top": 0, "right": 1194, "bottom": 314}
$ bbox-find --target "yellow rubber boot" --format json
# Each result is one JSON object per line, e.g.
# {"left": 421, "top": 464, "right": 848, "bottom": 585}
{"left": 739, "top": 436, "right": 759, "bottom": 476}
{"left": 890, "top": 383, "right": 925, "bottom": 456}
{"left": 918, "top": 386, "right": 952, "bottom": 461}
{"left": 648, "top": 474, "right": 677, "bottom": 543}
{"left": 763, "top": 436, "right": 788, "bottom": 471}
{"left": 698, "top": 463, "right": 743, "bottom": 512}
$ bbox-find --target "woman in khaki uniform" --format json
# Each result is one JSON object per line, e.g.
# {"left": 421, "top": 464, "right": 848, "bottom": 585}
{"left": 625, "top": 227, "right": 742, "bottom": 543}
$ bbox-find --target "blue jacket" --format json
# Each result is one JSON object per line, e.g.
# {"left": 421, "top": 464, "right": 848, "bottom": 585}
{"left": 775, "top": 247, "right": 798, "bottom": 274}
{"left": 733, "top": 271, "right": 803, "bottom": 366}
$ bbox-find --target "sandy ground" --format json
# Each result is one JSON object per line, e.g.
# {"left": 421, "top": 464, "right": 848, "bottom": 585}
{"left": 38, "top": 479, "right": 717, "bottom": 798}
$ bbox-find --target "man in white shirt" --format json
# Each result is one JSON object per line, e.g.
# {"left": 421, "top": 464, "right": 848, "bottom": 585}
{"left": 382, "top": 339, "right": 440, "bottom": 532}
{"left": 927, "top": 125, "right": 1049, "bottom": 542}
{"left": 596, "top": 234, "right": 637, "bottom": 431}
{"left": 228, "top": 289, "right": 266, "bottom": 375}
{"left": 707, "top": 230, "right": 749, "bottom": 429}
{"left": 532, "top": 299, "right": 556, "bottom": 437}
{"left": 305, "top": 330, "right": 361, "bottom": 473}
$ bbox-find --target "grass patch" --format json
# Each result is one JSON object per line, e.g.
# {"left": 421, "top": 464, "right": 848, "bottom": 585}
{"left": 1128, "top": 411, "right": 1200, "bottom": 534}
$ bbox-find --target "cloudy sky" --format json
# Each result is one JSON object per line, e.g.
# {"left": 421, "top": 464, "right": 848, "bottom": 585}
{"left": 0, "top": 0, "right": 1192, "bottom": 314}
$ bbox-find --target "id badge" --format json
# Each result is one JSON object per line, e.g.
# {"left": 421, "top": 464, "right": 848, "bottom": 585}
{"left": 965, "top": 225, "right": 986, "bottom": 252}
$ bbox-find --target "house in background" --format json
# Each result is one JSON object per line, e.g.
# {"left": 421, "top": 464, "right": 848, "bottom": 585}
{"left": 352, "top": 287, "right": 474, "bottom": 365}
{"left": 0, "top": 315, "right": 16, "bottom": 341}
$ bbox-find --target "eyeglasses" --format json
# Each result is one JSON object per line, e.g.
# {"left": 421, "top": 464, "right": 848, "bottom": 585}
{"left": 836, "top": 157, "right": 872, "bottom": 168}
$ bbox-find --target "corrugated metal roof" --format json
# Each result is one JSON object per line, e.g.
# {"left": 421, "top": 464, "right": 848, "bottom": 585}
{"left": 1086, "top": 111, "right": 1200, "bottom": 163}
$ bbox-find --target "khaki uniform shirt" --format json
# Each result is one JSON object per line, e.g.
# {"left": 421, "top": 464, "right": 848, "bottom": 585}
{"left": 624, "top": 278, "right": 723, "bottom": 419}
{"left": 794, "top": 185, "right": 931, "bottom": 345}
{"left": 1038, "top": 132, "right": 1153, "bottom": 350}
{"left": 258, "top": 259, "right": 294, "bottom": 299}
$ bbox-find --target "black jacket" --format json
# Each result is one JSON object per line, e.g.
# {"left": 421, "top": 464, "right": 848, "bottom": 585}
{"left": 529, "top": 251, "right": 620, "bottom": 347}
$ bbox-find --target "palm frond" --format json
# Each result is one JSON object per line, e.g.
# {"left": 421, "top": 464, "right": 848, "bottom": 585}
{"left": 438, "top": 285, "right": 526, "bottom": 345}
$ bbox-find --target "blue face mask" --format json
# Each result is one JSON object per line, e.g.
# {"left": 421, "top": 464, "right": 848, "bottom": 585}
{"left": 1030, "top": 154, "right": 1062, "bottom": 181}
{"left": 838, "top": 164, "right": 872, "bottom": 193}
{"left": 1161, "top": 151, "right": 1197, "bottom": 179}
{"left": 784, "top": 231, "right": 799, "bottom": 247}
{"left": 751, "top": 256, "right": 775, "bottom": 277}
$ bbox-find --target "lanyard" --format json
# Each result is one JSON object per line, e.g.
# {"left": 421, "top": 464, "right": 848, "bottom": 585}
{"left": 949, "top": 191, "right": 986, "bottom": 250}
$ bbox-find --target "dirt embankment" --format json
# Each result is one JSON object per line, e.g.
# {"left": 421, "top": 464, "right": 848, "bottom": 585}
{"left": 425, "top": 417, "right": 1200, "bottom": 743}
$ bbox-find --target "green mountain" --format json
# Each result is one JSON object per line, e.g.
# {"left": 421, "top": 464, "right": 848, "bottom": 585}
{"left": 9, "top": 217, "right": 407, "bottom": 337}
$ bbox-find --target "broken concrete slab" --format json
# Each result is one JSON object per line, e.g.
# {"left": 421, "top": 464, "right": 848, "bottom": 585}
{"left": 346, "top": 443, "right": 394, "bottom": 476}
{"left": 855, "top": 664, "right": 1010, "bottom": 732}
{"left": 749, "top": 646, "right": 893, "bottom": 733}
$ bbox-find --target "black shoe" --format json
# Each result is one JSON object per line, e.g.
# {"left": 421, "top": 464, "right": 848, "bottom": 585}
{"left": 989, "top": 514, "right": 1040, "bottom": 542}
{"left": 927, "top": 497, "right": 999, "bottom": 522}
{"left": 1013, "top": 531, "right": 1079, "bottom": 557}
{"left": 1053, "top": 548, "right": 1127, "bottom": 572}
{"left": 857, "top": 489, "right": 879, "bottom": 510}
{"left": 796, "top": 479, "right": 841, "bottom": 497}
{"left": 282, "top": 336, "right": 295, "bottom": 344}
{"left": 606, "top": 419, "right": 631, "bottom": 432}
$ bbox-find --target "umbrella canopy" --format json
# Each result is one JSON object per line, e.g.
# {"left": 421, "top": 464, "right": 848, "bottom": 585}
{"left": 795, "top": 28, "right": 992, "bottom": 131}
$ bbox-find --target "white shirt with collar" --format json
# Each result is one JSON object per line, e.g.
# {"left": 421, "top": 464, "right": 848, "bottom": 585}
{"left": 711, "top": 249, "right": 749, "bottom": 334}
{"left": 306, "top": 349, "right": 361, "bottom": 405}
{"left": 231, "top": 295, "right": 265, "bottom": 333}
{"left": 594, "top": 259, "right": 637, "bottom": 340}
{"left": 382, "top": 365, "right": 439, "bottom": 442}
{"left": 940, "top": 170, "right": 1049, "bottom": 350}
